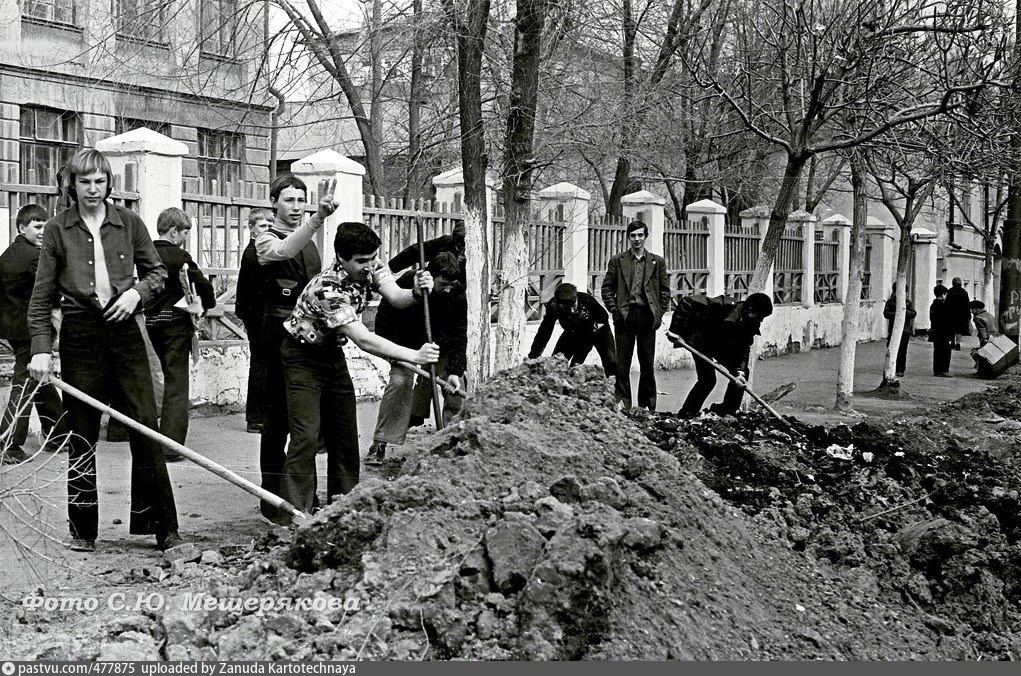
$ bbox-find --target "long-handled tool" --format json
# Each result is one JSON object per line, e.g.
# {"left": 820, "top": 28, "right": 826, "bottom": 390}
{"left": 395, "top": 360, "right": 467, "bottom": 398}
{"left": 49, "top": 378, "right": 310, "bottom": 521}
{"left": 415, "top": 214, "right": 445, "bottom": 430}
{"left": 666, "top": 331, "right": 794, "bottom": 431}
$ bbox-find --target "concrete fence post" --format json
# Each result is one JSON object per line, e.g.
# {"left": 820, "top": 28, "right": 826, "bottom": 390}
{"left": 867, "top": 217, "right": 896, "bottom": 303}
{"left": 621, "top": 190, "right": 666, "bottom": 257}
{"left": 787, "top": 209, "right": 818, "bottom": 306}
{"left": 536, "top": 182, "right": 591, "bottom": 291}
{"left": 95, "top": 128, "right": 188, "bottom": 240}
{"left": 911, "top": 227, "right": 938, "bottom": 331}
{"left": 686, "top": 199, "right": 727, "bottom": 297}
{"left": 291, "top": 149, "right": 365, "bottom": 266}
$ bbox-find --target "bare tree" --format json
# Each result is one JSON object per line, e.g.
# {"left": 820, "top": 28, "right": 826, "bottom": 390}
{"left": 443, "top": 0, "right": 493, "bottom": 387}
{"left": 834, "top": 148, "right": 868, "bottom": 412}
{"left": 688, "top": 0, "right": 1007, "bottom": 297}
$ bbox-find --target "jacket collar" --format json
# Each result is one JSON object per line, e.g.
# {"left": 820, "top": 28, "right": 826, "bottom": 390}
{"left": 58, "top": 202, "right": 125, "bottom": 229}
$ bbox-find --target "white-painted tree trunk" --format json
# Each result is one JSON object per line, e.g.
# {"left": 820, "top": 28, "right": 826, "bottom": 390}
{"left": 835, "top": 155, "right": 868, "bottom": 412}
{"left": 463, "top": 205, "right": 491, "bottom": 390}
{"left": 493, "top": 229, "right": 528, "bottom": 372}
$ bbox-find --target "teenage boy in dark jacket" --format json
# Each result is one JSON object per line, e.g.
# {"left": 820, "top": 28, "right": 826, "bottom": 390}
{"left": 670, "top": 292, "right": 773, "bottom": 417}
{"left": 236, "top": 208, "right": 272, "bottom": 433}
{"left": 528, "top": 282, "right": 616, "bottom": 377}
{"left": 389, "top": 222, "right": 466, "bottom": 284}
{"left": 144, "top": 208, "right": 216, "bottom": 452}
{"left": 367, "top": 252, "right": 467, "bottom": 465}
{"left": 929, "top": 284, "right": 954, "bottom": 377}
{"left": 0, "top": 204, "right": 65, "bottom": 463}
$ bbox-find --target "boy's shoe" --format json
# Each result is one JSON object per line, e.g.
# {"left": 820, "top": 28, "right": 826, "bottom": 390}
{"left": 246, "top": 422, "right": 263, "bottom": 434}
{"left": 165, "top": 452, "right": 185, "bottom": 463}
{"left": 2, "top": 446, "right": 29, "bottom": 464}
{"left": 156, "top": 531, "right": 185, "bottom": 551}
{"left": 935, "top": 371, "right": 953, "bottom": 378}
{"left": 365, "top": 442, "right": 387, "bottom": 466}
{"left": 67, "top": 538, "right": 96, "bottom": 552}
{"left": 41, "top": 435, "right": 70, "bottom": 453}
{"left": 896, "top": 371, "right": 905, "bottom": 378}
{"left": 408, "top": 415, "right": 426, "bottom": 429}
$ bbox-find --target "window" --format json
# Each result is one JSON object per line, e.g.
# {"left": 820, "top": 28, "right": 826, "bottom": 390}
{"left": 116, "top": 0, "right": 168, "bottom": 44}
{"left": 21, "top": 0, "right": 77, "bottom": 26}
{"left": 197, "top": 128, "right": 244, "bottom": 196}
{"left": 201, "top": 0, "right": 240, "bottom": 57}
{"left": 115, "top": 117, "right": 171, "bottom": 136}
{"left": 19, "top": 106, "right": 82, "bottom": 185}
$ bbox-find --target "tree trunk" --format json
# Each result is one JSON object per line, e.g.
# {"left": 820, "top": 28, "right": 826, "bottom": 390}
{"left": 835, "top": 151, "right": 867, "bottom": 412}
{"left": 749, "top": 153, "right": 810, "bottom": 292}
{"left": 447, "top": 0, "right": 493, "bottom": 388}
{"left": 606, "top": 0, "right": 638, "bottom": 217}
{"left": 494, "top": 0, "right": 546, "bottom": 372}
{"left": 405, "top": 0, "right": 425, "bottom": 200}
{"left": 881, "top": 230, "right": 914, "bottom": 388}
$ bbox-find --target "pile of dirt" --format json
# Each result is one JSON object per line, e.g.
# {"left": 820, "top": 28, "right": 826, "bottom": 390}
{"left": 11, "top": 360, "right": 1017, "bottom": 660}
{"left": 631, "top": 381, "right": 1021, "bottom": 659}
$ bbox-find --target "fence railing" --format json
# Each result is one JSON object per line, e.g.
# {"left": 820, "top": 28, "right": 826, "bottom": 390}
{"left": 724, "top": 221, "right": 760, "bottom": 300}
{"left": 363, "top": 196, "right": 460, "bottom": 263}
{"left": 664, "top": 217, "right": 709, "bottom": 308}
{"left": 814, "top": 233, "right": 840, "bottom": 304}
{"left": 587, "top": 215, "right": 627, "bottom": 297}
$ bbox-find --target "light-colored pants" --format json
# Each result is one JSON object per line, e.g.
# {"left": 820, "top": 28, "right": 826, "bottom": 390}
{"left": 373, "top": 353, "right": 464, "bottom": 445}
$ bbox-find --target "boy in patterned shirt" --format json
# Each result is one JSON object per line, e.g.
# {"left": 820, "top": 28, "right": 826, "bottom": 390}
{"left": 271, "top": 221, "right": 439, "bottom": 524}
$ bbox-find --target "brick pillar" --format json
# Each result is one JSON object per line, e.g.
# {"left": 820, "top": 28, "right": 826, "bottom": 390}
{"left": 686, "top": 199, "right": 727, "bottom": 297}
{"left": 621, "top": 190, "right": 666, "bottom": 257}
{"left": 536, "top": 182, "right": 590, "bottom": 291}
{"left": 290, "top": 149, "right": 365, "bottom": 266}
{"left": 95, "top": 128, "right": 187, "bottom": 239}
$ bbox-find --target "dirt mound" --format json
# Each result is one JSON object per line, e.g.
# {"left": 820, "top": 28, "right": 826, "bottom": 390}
{"left": 632, "top": 381, "right": 1021, "bottom": 659}
{"left": 97, "top": 358, "right": 987, "bottom": 660}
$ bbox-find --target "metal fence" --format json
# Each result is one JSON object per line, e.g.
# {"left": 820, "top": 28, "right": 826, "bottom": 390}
{"left": 814, "top": 231, "right": 840, "bottom": 304}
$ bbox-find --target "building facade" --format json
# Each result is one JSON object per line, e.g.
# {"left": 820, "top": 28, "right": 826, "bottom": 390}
{"left": 0, "top": 0, "right": 272, "bottom": 240}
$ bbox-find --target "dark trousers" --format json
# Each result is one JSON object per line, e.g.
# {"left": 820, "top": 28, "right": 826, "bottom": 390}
{"left": 145, "top": 320, "right": 192, "bottom": 445}
{"left": 59, "top": 314, "right": 178, "bottom": 540}
{"left": 613, "top": 306, "right": 658, "bottom": 409}
{"left": 553, "top": 326, "right": 617, "bottom": 377}
{"left": 410, "top": 351, "right": 466, "bottom": 423}
{"left": 279, "top": 335, "right": 359, "bottom": 517}
{"left": 243, "top": 319, "right": 266, "bottom": 427}
{"left": 259, "top": 314, "right": 290, "bottom": 515}
{"left": 932, "top": 333, "right": 953, "bottom": 374}
{"left": 1, "top": 339, "right": 64, "bottom": 451}
{"left": 680, "top": 355, "right": 745, "bottom": 416}
{"left": 887, "top": 330, "right": 909, "bottom": 375}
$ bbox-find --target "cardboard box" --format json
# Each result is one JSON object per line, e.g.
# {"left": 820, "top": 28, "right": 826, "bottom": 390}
{"left": 972, "top": 334, "right": 1019, "bottom": 379}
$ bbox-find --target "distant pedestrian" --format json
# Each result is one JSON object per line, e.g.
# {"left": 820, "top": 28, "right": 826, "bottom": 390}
{"left": 945, "top": 277, "right": 971, "bottom": 350}
{"left": 601, "top": 221, "right": 670, "bottom": 411}
{"left": 969, "top": 300, "right": 998, "bottom": 348}
{"left": 929, "top": 284, "right": 954, "bottom": 377}
{"left": 528, "top": 282, "right": 617, "bottom": 377}
{"left": 883, "top": 287, "right": 916, "bottom": 378}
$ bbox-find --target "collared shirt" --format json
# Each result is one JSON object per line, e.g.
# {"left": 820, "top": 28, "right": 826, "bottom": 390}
{"left": 28, "top": 203, "right": 166, "bottom": 354}
{"left": 285, "top": 261, "right": 395, "bottom": 346}
{"left": 629, "top": 249, "right": 648, "bottom": 306}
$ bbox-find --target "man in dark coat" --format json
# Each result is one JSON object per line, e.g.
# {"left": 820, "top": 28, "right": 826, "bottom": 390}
{"left": 669, "top": 292, "right": 773, "bottom": 417}
{"left": 528, "top": 282, "right": 616, "bottom": 377}
{"left": 601, "top": 221, "right": 670, "bottom": 410}
{"left": 883, "top": 287, "right": 917, "bottom": 377}
{"left": 235, "top": 208, "right": 272, "bottom": 432}
{"left": 929, "top": 284, "right": 954, "bottom": 376}
{"left": 944, "top": 277, "right": 971, "bottom": 350}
